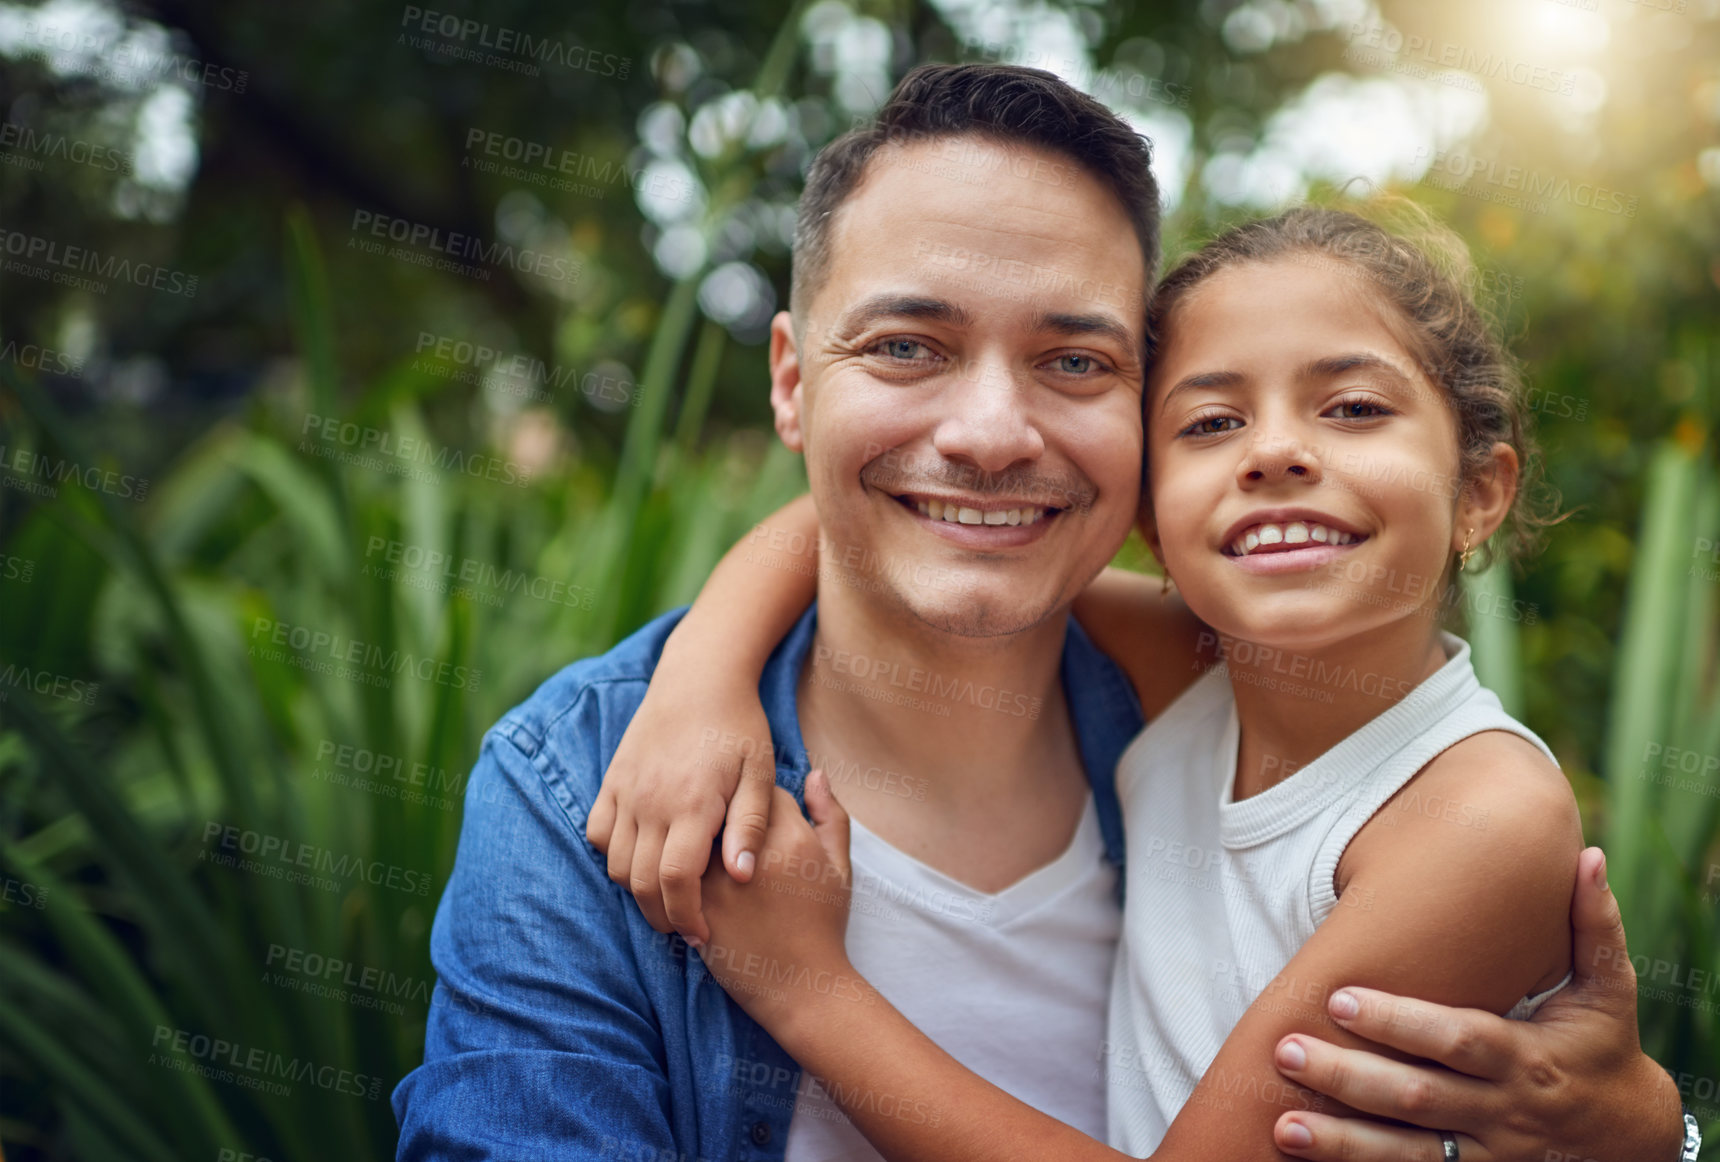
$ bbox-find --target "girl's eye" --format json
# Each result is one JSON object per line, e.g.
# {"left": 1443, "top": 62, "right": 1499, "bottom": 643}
{"left": 1179, "top": 413, "right": 1243, "bottom": 438}
{"left": 1327, "top": 396, "right": 1392, "bottom": 420}
{"left": 872, "top": 338, "right": 938, "bottom": 362}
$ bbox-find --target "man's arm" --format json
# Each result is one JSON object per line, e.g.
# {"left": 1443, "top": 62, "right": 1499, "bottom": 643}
{"left": 1271, "top": 846, "right": 1686, "bottom": 1162}
{"left": 393, "top": 720, "right": 680, "bottom": 1161}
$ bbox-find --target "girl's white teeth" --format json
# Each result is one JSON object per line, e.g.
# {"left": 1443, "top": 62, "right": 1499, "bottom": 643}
{"left": 1229, "top": 521, "right": 1356, "bottom": 556}
{"left": 915, "top": 499, "right": 1045, "bottom": 526}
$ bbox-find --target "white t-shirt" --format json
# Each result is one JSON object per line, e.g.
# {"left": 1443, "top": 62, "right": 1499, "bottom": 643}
{"left": 784, "top": 795, "right": 1121, "bottom": 1161}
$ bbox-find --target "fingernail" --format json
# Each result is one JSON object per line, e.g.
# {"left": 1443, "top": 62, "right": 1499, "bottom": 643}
{"left": 737, "top": 851, "right": 755, "bottom": 877}
{"left": 1330, "top": 990, "right": 1359, "bottom": 1021}
{"left": 1280, "top": 1121, "right": 1313, "bottom": 1149}
{"left": 1277, "top": 1039, "right": 1306, "bottom": 1070}
{"left": 1594, "top": 850, "right": 1609, "bottom": 892}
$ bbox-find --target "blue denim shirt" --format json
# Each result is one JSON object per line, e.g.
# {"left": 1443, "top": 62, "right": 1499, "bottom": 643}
{"left": 392, "top": 603, "right": 1143, "bottom": 1162}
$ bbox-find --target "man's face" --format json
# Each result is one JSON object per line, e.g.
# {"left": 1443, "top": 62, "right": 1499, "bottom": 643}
{"left": 770, "top": 135, "right": 1148, "bottom": 638}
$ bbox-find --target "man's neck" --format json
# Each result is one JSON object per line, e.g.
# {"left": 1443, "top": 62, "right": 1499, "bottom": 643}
{"left": 794, "top": 573, "right": 1090, "bottom": 891}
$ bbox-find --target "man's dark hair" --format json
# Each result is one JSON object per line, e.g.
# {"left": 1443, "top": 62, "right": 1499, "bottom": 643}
{"left": 790, "top": 62, "right": 1161, "bottom": 324}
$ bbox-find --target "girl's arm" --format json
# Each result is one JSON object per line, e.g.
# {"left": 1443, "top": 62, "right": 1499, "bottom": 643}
{"left": 1071, "top": 569, "right": 1213, "bottom": 719}
{"left": 586, "top": 492, "right": 820, "bottom": 946}
{"left": 590, "top": 507, "right": 1206, "bottom": 943}
{"left": 702, "top": 734, "right": 1581, "bottom": 1162}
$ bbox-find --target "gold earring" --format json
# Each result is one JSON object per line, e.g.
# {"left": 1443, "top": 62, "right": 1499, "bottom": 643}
{"left": 1458, "top": 528, "right": 1476, "bottom": 570}
{"left": 1161, "top": 572, "right": 1172, "bottom": 596}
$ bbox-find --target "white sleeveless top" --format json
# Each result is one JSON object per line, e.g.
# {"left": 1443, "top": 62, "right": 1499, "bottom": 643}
{"left": 1105, "top": 633, "right": 1572, "bottom": 1154}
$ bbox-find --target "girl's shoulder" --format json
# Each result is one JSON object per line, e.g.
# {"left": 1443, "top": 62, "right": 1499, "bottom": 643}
{"left": 1415, "top": 726, "right": 1574, "bottom": 824}
{"left": 1344, "top": 724, "right": 1580, "bottom": 896}
{"left": 1336, "top": 724, "right": 1581, "bottom": 1003}
{"left": 1373, "top": 635, "right": 1574, "bottom": 847}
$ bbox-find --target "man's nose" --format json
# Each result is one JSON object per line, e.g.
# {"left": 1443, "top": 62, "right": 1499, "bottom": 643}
{"left": 929, "top": 359, "right": 1045, "bottom": 475}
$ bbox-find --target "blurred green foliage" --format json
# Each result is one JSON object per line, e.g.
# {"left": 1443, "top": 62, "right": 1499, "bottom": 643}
{"left": 0, "top": 0, "right": 1717, "bottom": 1157}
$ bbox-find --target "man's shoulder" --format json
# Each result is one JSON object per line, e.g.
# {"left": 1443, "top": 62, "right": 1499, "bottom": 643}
{"left": 483, "top": 607, "right": 690, "bottom": 791}
{"left": 1063, "top": 615, "right": 1145, "bottom": 733}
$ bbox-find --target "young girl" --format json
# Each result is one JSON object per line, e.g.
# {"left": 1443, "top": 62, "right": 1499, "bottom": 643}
{"left": 590, "top": 206, "right": 1582, "bottom": 1161}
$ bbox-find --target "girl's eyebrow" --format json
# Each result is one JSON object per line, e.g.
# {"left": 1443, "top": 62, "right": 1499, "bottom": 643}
{"left": 1303, "top": 352, "right": 1413, "bottom": 385}
{"left": 1158, "top": 369, "right": 1244, "bottom": 412}
{"left": 1158, "top": 352, "right": 1415, "bottom": 414}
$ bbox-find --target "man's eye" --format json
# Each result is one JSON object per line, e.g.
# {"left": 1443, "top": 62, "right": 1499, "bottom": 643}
{"left": 1052, "top": 354, "right": 1100, "bottom": 374}
{"left": 1179, "top": 414, "right": 1243, "bottom": 437}
{"left": 873, "top": 338, "right": 936, "bottom": 361}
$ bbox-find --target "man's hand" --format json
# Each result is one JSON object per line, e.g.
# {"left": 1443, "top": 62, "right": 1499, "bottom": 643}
{"left": 1269, "top": 847, "right": 1682, "bottom": 1162}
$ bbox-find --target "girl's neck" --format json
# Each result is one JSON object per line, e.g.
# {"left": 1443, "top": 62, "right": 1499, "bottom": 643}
{"left": 1225, "top": 616, "right": 1452, "bottom": 802}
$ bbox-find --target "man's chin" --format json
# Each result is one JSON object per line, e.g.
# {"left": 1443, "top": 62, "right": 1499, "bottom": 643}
{"left": 896, "top": 589, "right": 1064, "bottom": 639}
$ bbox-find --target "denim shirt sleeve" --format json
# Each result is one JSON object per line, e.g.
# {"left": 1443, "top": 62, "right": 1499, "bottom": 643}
{"left": 392, "top": 690, "right": 678, "bottom": 1161}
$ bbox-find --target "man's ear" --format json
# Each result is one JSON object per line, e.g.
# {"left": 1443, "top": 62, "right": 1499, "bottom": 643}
{"left": 1455, "top": 441, "right": 1520, "bottom": 556}
{"left": 769, "top": 311, "right": 806, "bottom": 452}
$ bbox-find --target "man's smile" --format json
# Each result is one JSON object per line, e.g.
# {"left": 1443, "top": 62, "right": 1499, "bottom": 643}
{"left": 884, "top": 488, "right": 1065, "bottom": 548}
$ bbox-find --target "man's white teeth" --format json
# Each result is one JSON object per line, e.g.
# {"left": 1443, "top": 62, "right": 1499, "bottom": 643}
{"left": 1228, "top": 521, "right": 1357, "bottom": 556}
{"left": 915, "top": 499, "right": 1045, "bottom": 526}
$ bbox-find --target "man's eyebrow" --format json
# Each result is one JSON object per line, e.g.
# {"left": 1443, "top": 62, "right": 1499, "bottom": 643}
{"left": 831, "top": 295, "right": 975, "bottom": 338}
{"left": 1029, "top": 310, "right": 1137, "bottom": 353}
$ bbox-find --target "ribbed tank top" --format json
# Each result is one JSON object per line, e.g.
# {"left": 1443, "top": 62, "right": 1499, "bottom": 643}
{"left": 1105, "top": 633, "right": 1572, "bottom": 1154}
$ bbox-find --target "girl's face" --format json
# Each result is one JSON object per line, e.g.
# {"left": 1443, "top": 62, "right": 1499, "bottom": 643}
{"left": 1146, "top": 254, "right": 1510, "bottom": 656}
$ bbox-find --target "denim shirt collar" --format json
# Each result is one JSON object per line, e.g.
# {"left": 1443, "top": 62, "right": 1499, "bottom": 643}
{"left": 757, "top": 602, "right": 1140, "bottom": 875}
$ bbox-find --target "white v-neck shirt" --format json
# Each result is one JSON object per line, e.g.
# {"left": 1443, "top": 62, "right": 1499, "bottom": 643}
{"left": 783, "top": 795, "right": 1121, "bottom": 1161}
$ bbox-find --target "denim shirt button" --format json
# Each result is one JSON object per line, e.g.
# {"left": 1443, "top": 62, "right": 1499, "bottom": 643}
{"left": 749, "top": 1120, "right": 772, "bottom": 1146}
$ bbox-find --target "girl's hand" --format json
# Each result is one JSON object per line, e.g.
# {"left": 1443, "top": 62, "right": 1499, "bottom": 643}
{"left": 586, "top": 643, "right": 779, "bottom": 946}
{"left": 588, "top": 495, "right": 822, "bottom": 947}
{"left": 699, "top": 771, "right": 867, "bottom": 1034}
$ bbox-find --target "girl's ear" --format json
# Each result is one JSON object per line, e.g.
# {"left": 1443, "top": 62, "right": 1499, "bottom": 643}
{"left": 1456, "top": 441, "right": 1520, "bottom": 555}
{"left": 769, "top": 311, "right": 806, "bottom": 452}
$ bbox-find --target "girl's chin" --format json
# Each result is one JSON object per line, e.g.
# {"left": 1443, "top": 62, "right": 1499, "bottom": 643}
{"left": 1190, "top": 598, "right": 1389, "bottom": 655}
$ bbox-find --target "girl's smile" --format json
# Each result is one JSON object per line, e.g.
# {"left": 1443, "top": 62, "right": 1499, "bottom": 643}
{"left": 1220, "top": 506, "right": 1369, "bottom": 574}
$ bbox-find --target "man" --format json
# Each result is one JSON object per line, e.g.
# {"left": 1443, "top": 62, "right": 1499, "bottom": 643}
{"left": 393, "top": 64, "right": 1688, "bottom": 1162}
